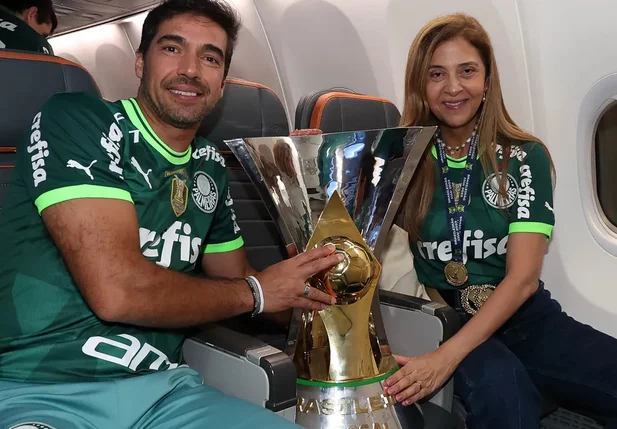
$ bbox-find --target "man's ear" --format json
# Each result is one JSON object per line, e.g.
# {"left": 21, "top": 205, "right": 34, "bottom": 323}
{"left": 21, "top": 6, "right": 38, "bottom": 25}
{"left": 135, "top": 51, "right": 144, "bottom": 79}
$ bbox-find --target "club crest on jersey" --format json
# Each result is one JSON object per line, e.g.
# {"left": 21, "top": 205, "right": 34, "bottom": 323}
{"left": 9, "top": 423, "right": 57, "bottom": 429}
{"left": 191, "top": 171, "right": 218, "bottom": 214}
{"left": 482, "top": 173, "right": 518, "bottom": 209}
{"left": 170, "top": 175, "right": 189, "bottom": 217}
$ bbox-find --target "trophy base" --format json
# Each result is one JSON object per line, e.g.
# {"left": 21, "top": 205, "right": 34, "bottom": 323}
{"left": 295, "top": 375, "right": 425, "bottom": 429}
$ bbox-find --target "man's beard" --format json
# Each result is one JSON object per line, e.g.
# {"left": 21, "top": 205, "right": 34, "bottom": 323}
{"left": 139, "top": 72, "right": 215, "bottom": 130}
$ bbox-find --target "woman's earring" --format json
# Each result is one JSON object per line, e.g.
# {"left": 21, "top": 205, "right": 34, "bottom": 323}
{"left": 482, "top": 91, "right": 486, "bottom": 102}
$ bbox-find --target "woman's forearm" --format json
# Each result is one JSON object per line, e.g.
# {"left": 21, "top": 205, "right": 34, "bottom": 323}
{"left": 438, "top": 277, "right": 538, "bottom": 365}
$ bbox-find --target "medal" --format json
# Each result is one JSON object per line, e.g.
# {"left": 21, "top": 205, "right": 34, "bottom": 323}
{"left": 444, "top": 260, "right": 468, "bottom": 287}
{"left": 434, "top": 127, "right": 480, "bottom": 288}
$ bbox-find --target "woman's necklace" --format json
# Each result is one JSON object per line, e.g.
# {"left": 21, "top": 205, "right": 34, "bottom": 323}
{"left": 435, "top": 122, "right": 479, "bottom": 156}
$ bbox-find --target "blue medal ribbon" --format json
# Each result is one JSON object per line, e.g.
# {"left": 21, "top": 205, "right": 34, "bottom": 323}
{"left": 434, "top": 130, "right": 480, "bottom": 265}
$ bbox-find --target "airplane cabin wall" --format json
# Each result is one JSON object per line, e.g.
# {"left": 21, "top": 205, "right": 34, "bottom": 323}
{"left": 48, "top": 0, "right": 617, "bottom": 338}
{"left": 516, "top": 0, "right": 617, "bottom": 338}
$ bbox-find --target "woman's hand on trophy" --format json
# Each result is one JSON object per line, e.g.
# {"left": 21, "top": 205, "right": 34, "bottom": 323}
{"left": 384, "top": 352, "right": 459, "bottom": 406}
{"left": 290, "top": 128, "right": 323, "bottom": 136}
{"left": 255, "top": 244, "right": 341, "bottom": 312}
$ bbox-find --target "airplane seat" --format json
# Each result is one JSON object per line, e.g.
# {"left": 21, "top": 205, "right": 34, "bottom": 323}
{"left": 198, "top": 77, "right": 290, "bottom": 271}
{"left": 294, "top": 87, "right": 356, "bottom": 130}
{"left": 294, "top": 88, "right": 401, "bottom": 132}
{"left": 0, "top": 50, "right": 101, "bottom": 215}
{"left": 295, "top": 90, "right": 462, "bottom": 428}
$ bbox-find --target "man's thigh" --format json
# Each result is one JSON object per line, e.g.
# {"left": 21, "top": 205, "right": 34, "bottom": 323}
{"left": 132, "top": 369, "right": 300, "bottom": 429}
{"left": 0, "top": 379, "right": 107, "bottom": 429}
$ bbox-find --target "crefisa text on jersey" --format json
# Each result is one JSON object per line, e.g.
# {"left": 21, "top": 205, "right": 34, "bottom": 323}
{"left": 27, "top": 112, "right": 50, "bottom": 188}
{"left": 192, "top": 145, "right": 226, "bottom": 167}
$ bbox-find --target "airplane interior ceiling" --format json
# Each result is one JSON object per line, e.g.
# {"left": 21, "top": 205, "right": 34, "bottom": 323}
{"left": 48, "top": 0, "right": 617, "bottom": 339}
{"left": 51, "top": 0, "right": 160, "bottom": 34}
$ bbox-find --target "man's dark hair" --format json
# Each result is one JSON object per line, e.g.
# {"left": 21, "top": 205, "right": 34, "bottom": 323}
{"left": 138, "top": 0, "right": 241, "bottom": 78}
{"left": 0, "top": 0, "right": 58, "bottom": 33}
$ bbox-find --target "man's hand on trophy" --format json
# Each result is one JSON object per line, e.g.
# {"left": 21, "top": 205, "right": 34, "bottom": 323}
{"left": 255, "top": 243, "right": 341, "bottom": 312}
{"left": 289, "top": 128, "right": 323, "bottom": 136}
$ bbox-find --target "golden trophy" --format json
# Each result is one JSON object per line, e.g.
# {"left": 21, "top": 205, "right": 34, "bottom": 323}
{"left": 226, "top": 126, "right": 435, "bottom": 428}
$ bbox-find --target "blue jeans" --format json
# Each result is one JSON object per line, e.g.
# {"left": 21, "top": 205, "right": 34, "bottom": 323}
{"left": 453, "top": 282, "right": 617, "bottom": 429}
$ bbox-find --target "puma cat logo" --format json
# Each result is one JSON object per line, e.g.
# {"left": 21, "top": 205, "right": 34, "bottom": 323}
{"left": 131, "top": 157, "right": 152, "bottom": 189}
{"left": 545, "top": 202, "right": 554, "bottom": 213}
{"left": 67, "top": 159, "right": 97, "bottom": 181}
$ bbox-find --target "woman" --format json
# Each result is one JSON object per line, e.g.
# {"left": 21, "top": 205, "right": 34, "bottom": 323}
{"left": 383, "top": 13, "right": 617, "bottom": 428}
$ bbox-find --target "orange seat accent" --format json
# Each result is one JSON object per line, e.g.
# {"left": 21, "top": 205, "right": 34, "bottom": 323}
{"left": 309, "top": 92, "right": 395, "bottom": 129}
{"left": 0, "top": 50, "right": 91, "bottom": 76}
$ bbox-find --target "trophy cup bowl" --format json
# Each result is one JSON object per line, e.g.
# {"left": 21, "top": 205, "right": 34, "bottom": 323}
{"left": 226, "top": 126, "right": 436, "bottom": 429}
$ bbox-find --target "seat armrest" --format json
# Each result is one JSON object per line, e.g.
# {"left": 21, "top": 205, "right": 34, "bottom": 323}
{"left": 379, "top": 290, "right": 461, "bottom": 342}
{"left": 183, "top": 324, "right": 297, "bottom": 413}
{"left": 379, "top": 290, "right": 462, "bottom": 412}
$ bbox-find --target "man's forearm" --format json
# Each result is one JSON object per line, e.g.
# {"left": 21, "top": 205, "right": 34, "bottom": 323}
{"left": 94, "top": 257, "right": 254, "bottom": 328}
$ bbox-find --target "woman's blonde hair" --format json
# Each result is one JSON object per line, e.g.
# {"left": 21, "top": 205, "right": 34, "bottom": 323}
{"left": 399, "top": 12, "right": 554, "bottom": 240}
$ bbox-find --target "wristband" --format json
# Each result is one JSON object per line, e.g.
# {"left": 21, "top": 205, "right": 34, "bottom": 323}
{"left": 244, "top": 277, "right": 260, "bottom": 317}
{"left": 244, "top": 276, "right": 264, "bottom": 316}
{"left": 247, "top": 275, "right": 265, "bottom": 315}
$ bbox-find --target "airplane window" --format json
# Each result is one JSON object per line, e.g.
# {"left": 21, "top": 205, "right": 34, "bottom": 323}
{"left": 594, "top": 103, "right": 617, "bottom": 227}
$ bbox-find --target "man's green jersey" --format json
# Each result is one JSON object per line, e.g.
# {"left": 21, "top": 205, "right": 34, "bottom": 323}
{"left": 0, "top": 5, "right": 54, "bottom": 55}
{"left": 0, "top": 92, "right": 243, "bottom": 383}
{"left": 412, "top": 142, "right": 555, "bottom": 290}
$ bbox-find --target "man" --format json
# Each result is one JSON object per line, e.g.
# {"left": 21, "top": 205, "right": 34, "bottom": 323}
{"left": 0, "top": 0, "right": 340, "bottom": 427}
{"left": 0, "top": 0, "right": 57, "bottom": 54}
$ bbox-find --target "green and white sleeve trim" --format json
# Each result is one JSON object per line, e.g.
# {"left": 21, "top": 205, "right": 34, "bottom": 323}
{"left": 508, "top": 221, "right": 553, "bottom": 238}
{"left": 34, "top": 184, "right": 134, "bottom": 214}
{"left": 203, "top": 236, "right": 245, "bottom": 254}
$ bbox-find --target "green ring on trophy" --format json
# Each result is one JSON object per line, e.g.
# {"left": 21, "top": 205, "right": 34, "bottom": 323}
{"left": 444, "top": 260, "right": 468, "bottom": 287}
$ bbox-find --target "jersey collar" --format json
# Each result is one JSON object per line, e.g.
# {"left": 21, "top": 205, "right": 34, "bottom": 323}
{"left": 121, "top": 98, "right": 192, "bottom": 165}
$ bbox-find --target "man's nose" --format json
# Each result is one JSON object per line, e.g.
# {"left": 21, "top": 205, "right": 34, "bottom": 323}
{"left": 177, "top": 53, "right": 200, "bottom": 80}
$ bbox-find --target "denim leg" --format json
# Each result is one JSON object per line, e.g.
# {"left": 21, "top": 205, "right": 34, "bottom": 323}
{"left": 499, "top": 285, "right": 617, "bottom": 427}
{"left": 454, "top": 336, "right": 543, "bottom": 429}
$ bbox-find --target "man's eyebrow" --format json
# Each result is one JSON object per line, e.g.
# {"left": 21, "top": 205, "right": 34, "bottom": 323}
{"left": 202, "top": 43, "right": 224, "bottom": 60}
{"left": 157, "top": 34, "right": 186, "bottom": 45}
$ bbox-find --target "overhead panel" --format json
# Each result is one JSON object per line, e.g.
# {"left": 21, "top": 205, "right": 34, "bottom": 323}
{"left": 52, "top": 0, "right": 160, "bottom": 35}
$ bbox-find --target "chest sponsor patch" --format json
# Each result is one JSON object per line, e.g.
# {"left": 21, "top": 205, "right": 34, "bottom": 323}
{"left": 191, "top": 171, "right": 218, "bottom": 214}
{"left": 482, "top": 173, "right": 518, "bottom": 209}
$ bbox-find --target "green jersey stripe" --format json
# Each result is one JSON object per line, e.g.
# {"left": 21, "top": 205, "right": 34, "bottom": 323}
{"left": 203, "top": 236, "right": 245, "bottom": 254}
{"left": 509, "top": 221, "right": 553, "bottom": 238}
{"left": 35, "top": 185, "right": 134, "bottom": 214}
{"left": 121, "top": 99, "right": 192, "bottom": 165}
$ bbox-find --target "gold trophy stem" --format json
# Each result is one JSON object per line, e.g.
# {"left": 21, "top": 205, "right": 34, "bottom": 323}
{"left": 319, "top": 283, "right": 380, "bottom": 381}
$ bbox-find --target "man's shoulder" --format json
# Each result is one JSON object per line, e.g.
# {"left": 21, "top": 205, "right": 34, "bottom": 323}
{"left": 41, "top": 92, "right": 118, "bottom": 125}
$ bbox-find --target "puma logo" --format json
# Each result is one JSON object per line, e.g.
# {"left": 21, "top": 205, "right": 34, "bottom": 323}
{"left": 545, "top": 202, "right": 554, "bottom": 213}
{"left": 67, "top": 159, "right": 97, "bottom": 180}
{"left": 131, "top": 157, "right": 152, "bottom": 189}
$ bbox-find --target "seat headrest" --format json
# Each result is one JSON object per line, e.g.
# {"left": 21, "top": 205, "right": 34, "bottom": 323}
{"left": 198, "top": 78, "right": 290, "bottom": 151}
{"left": 295, "top": 89, "right": 401, "bottom": 133}
{"left": 0, "top": 50, "right": 101, "bottom": 150}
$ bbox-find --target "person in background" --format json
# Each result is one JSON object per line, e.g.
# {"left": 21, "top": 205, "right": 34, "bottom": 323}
{"left": 383, "top": 12, "right": 617, "bottom": 429}
{"left": 0, "top": 0, "right": 57, "bottom": 54}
